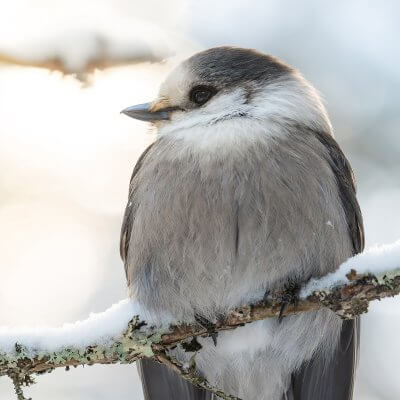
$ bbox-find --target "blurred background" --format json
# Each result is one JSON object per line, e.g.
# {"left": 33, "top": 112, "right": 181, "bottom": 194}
{"left": 0, "top": 0, "right": 399, "bottom": 399}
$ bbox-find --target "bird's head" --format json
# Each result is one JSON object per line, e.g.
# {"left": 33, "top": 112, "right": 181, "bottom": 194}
{"left": 122, "top": 47, "right": 331, "bottom": 146}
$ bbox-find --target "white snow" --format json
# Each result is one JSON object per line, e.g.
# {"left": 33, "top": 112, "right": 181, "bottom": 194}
{"left": 301, "top": 239, "right": 400, "bottom": 297}
{"left": 0, "top": 299, "right": 158, "bottom": 353}
{"left": 0, "top": 0, "right": 193, "bottom": 72}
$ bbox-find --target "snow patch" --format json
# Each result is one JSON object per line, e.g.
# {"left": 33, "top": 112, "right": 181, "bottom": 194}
{"left": 0, "top": 299, "right": 167, "bottom": 353}
{"left": 301, "top": 239, "right": 400, "bottom": 297}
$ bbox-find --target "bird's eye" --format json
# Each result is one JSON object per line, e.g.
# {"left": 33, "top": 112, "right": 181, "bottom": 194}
{"left": 189, "top": 86, "right": 216, "bottom": 106}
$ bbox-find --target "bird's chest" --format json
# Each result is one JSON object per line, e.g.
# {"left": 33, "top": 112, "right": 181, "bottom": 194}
{"left": 135, "top": 150, "right": 264, "bottom": 255}
{"left": 129, "top": 140, "right": 350, "bottom": 318}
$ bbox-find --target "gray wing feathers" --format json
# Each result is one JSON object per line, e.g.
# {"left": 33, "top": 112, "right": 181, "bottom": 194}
{"left": 289, "top": 130, "right": 364, "bottom": 400}
{"left": 120, "top": 143, "right": 155, "bottom": 278}
{"left": 312, "top": 131, "right": 364, "bottom": 254}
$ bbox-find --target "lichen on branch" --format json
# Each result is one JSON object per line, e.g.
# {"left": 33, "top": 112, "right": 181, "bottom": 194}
{"left": 0, "top": 263, "right": 399, "bottom": 400}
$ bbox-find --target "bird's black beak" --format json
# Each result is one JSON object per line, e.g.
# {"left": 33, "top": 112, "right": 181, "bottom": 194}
{"left": 121, "top": 102, "right": 177, "bottom": 122}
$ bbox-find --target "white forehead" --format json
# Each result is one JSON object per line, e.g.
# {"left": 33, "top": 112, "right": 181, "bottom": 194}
{"left": 158, "top": 63, "right": 194, "bottom": 104}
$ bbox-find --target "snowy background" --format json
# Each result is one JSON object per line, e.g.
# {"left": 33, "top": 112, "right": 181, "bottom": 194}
{"left": 0, "top": 0, "right": 399, "bottom": 399}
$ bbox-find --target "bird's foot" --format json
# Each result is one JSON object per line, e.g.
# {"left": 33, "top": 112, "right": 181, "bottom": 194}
{"left": 195, "top": 314, "right": 218, "bottom": 346}
{"left": 262, "top": 289, "right": 270, "bottom": 304}
{"left": 276, "top": 281, "right": 300, "bottom": 323}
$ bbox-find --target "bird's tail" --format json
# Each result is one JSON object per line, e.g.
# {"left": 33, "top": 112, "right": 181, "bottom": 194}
{"left": 289, "top": 317, "right": 360, "bottom": 400}
{"left": 137, "top": 358, "right": 213, "bottom": 400}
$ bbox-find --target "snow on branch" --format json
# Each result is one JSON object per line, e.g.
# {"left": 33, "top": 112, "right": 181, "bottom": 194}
{"left": 0, "top": 1, "right": 186, "bottom": 75}
{"left": 0, "top": 48, "right": 163, "bottom": 75}
{"left": 1, "top": 240, "right": 400, "bottom": 400}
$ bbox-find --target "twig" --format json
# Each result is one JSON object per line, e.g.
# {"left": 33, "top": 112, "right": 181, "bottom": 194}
{"left": 10, "top": 373, "right": 33, "bottom": 400}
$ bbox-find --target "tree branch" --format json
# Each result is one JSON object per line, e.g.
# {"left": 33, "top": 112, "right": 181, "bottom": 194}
{"left": 0, "top": 52, "right": 161, "bottom": 72}
{"left": 0, "top": 263, "right": 399, "bottom": 399}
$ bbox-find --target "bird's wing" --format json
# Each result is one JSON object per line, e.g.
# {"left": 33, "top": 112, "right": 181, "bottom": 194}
{"left": 120, "top": 141, "right": 214, "bottom": 400}
{"left": 313, "top": 131, "right": 364, "bottom": 255}
{"left": 288, "top": 130, "right": 364, "bottom": 400}
{"left": 120, "top": 142, "right": 155, "bottom": 269}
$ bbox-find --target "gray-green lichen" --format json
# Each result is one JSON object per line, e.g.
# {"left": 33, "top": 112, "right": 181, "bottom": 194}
{"left": 376, "top": 268, "right": 400, "bottom": 285}
{"left": 0, "top": 317, "right": 174, "bottom": 378}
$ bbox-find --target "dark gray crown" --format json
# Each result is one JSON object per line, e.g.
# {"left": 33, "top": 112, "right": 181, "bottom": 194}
{"left": 185, "top": 46, "right": 293, "bottom": 90}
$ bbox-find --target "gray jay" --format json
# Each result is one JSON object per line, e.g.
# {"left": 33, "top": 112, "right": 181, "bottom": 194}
{"left": 120, "top": 47, "right": 364, "bottom": 400}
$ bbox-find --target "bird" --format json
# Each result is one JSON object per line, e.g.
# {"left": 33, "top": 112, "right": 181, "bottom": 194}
{"left": 120, "top": 46, "right": 364, "bottom": 400}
